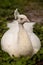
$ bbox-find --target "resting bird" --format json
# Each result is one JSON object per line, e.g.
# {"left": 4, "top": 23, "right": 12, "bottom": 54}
{"left": 1, "top": 9, "right": 41, "bottom": 58}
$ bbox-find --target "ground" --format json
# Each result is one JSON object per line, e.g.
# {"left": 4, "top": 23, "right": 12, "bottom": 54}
{"left": 0, "top": 0, "right": 43, "bottom": 65}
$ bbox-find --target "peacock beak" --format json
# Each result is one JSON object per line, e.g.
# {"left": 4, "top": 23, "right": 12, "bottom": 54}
{"left": 26, "top": 18, "right": 30, "bottom": 22}
{"left": 24, "top": 18, "right": 30, "bottom": 23}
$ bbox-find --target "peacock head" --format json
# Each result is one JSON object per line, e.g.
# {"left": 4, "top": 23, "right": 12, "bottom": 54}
{"left": 14, "top": 9, "right": 30, "bottom": 24}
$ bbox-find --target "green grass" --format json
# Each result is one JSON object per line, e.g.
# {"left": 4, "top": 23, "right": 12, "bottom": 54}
{"left": 0, "top": 0, "right": 43, "bottom": 19}
{"left": 0, "top": 0, "right": 43, "bottom": 65}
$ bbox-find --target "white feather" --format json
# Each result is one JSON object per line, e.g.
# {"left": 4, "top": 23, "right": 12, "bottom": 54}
{"left": 23, "top": 22, "right": 41, "bottom": 55}
{"left": 1, "top": 21, "right": 20, "bottom": 57}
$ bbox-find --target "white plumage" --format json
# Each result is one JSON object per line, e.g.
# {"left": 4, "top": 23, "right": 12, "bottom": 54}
{"left": 1, "top": 9, "right": 41, "bottom": 58}
{"left": 23, "top": 22, "right": 41, "bottom": 55}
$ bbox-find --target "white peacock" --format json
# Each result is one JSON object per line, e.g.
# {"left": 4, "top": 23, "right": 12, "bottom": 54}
{"left": 1, "top": 9, "right": 41, "bottom": 58}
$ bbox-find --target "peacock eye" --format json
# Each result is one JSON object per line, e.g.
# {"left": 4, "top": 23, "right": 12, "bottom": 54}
{"left": 20, "top": 18, "right": 23, "bottom": 20}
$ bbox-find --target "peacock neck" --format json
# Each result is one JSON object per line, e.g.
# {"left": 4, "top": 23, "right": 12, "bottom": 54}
{"left": 19, "top": 23, "right": 24, "bottom": 28}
